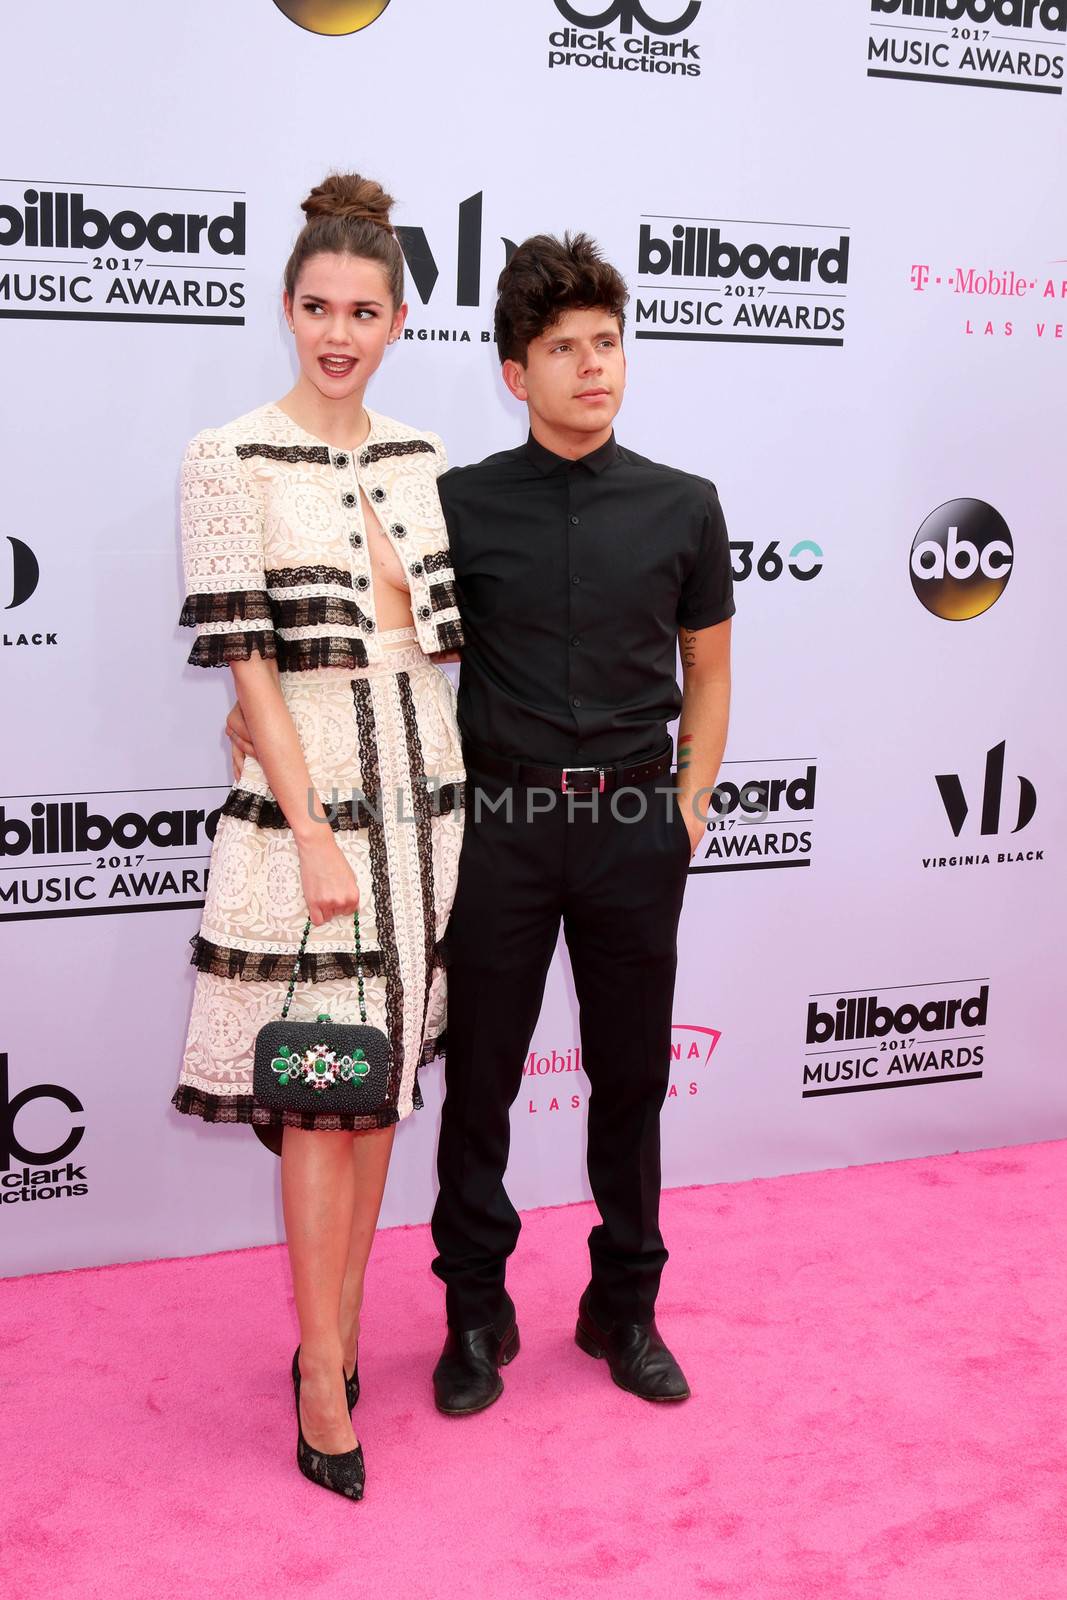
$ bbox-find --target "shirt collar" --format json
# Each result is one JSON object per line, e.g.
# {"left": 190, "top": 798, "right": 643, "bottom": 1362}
{"left": 524, "top": 430, "right": 619, "bottom": 477}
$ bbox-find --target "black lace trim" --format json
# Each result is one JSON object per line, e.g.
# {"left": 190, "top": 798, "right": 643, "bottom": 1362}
{"left": 179, "top": 590, "right": 273, "bottom": 628}
{"left": 422, "top": 551, "right": 452, "bottom": 575}
{"left": 265, "top": 565, "right": 353, "bottom": 591}
{"left": 430, "top": 581, "right": 457, "bottom": 614}
{"left": 277, "top": 636, "right": 369, "bottom": 672}
{"left": 397, "top": 671, "right": 440, "bottom": 1061}
{"left": 434, "top": 618, "right": 464, "bottom": 652}
{"left": 188, "top": 931, "right": 445, "bottom": 981}
{"left": 273, "top": 595, "right": 371, "bottom": 632}
{"left": 221, "top": 782, "right": 464, "bottom": 832}
{"left": 359, "top": 439, "right": 435, "bottom": 465}
{"left": 236, "top": 443, "right": 330, "bottom": 465}
{"left": 172, "top": 1084, "right": 401, "bottom": 1135}
{"left": 187, "top": 630, "right": 277, "bottom": 668}
{"left": 353, "top": 677, "right": 406, "bottom": 1106}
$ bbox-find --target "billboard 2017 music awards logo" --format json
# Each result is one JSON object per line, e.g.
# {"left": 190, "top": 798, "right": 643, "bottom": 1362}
{"left": 0, "top": 1052, "right": 88, "bottom": 1209}
{"left": 923, "top": 740, "right": 1045, "bottom": 870}
{"left": 910, "top": 499, "right": 1013, "bottom": 619}
{"left": 801, "top": 980, "right": 989, "bottom": 1098}
{"left": 867, "top": 1, "right": 1066, "bottom": 95}
{"left": 635, "top": 217, "right": 851, "bottom": 348}
{"left": 909, "top": 260, "right": 1067, "bottom": 342}
{"left": 690, "top": 759, "right": 817, "bottom": 874}
{"left": 548, "top": 0, "right": 703, "bottom": 77}
{"left": 522, "top": 1023, "right": 720, "bottom": 1112}
{"left": 0, "top": 786, "right": 225, "bottom": 921}
{"left": 0, "top": 182, "right": 247, "bottom": 326}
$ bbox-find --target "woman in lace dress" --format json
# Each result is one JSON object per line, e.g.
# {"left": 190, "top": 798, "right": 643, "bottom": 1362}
{"left": 171, "top": 174, "right": 465, "bottom": 1499}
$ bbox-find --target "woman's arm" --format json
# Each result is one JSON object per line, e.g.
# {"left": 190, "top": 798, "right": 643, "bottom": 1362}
{"left": 229, "top": 654, "right": 359, "bottom": 926}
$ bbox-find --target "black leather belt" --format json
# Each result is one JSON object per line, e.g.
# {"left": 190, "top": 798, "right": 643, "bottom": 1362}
{"left": 463, "top": 741, "right": 674, "bottom": 794}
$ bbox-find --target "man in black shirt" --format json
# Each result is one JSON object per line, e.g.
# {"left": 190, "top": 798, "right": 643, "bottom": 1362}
{"left": 430, "top": 234, "right": 733, "bottom": 1413}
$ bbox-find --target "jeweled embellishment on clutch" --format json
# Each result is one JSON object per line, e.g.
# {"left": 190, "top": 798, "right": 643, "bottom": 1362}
{"left": 270, "top": 1038, "right": 373, "bottom": 1091}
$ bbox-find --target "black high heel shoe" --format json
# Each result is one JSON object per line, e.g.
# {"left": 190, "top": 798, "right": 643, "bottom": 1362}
{"left": 291, "top": 1347, "right": 365, "bottom": 1501}
{"left": 294, "top": 1345, "right": 359, "bottom": 1411}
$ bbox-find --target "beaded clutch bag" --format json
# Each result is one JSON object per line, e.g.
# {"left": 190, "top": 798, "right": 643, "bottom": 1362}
{"left": 252, "top": 913, "right": 392, "bottom": 1117}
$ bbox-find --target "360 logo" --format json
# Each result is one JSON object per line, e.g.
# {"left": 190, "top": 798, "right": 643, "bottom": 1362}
{"left": 272, "top": 0, "right": 391, "bottom": 35}
{"left": 730, "top": 540, "right": 823, "bottom": 582}
{"left": 910, "top": 499, "right": 1014, "bottom": 619}
{"left": 554, "top": 0, "right": 701, "bottom": 32}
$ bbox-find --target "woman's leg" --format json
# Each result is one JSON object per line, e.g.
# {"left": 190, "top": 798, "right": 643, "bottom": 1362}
{"left": 282, "top": 1126, "right": 361, "bottom": 1453}
{"left": 339, "top": 1124, "right": 397, "bottom": 1377}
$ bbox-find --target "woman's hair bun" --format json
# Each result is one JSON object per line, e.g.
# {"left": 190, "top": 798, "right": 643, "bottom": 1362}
{"left": 301, "top": 173, "right": 395, "bottom": 232}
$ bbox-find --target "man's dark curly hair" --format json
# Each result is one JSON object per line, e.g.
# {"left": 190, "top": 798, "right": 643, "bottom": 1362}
{"left": 494, "top": 232, "right": 629, "bottom": 365}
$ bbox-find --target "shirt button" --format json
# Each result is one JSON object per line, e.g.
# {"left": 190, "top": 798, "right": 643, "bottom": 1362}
{"left": 571, "top": 575, "right": 581, "bottom": 586}
{"left": 334, "top": 453, "right": 349, "bottom": 470}
{"left": 571, "top": 696, "right": 582, "bottom": 708}
{"left": 569, "top": 515, "right": 580, "bottom": 526}
{"left": 570, "top": 636, "right": 581, "bottom": 647}
{"left": 342, "top": 491, "right": 356, "bottom": 508}
{"left": 349, "top": 533, "right": 363, "bottom": 548}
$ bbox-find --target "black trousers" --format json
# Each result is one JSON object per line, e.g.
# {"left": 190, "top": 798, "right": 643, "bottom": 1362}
{"left": 430, "top": 764, "right": 692, "bottom": 1330}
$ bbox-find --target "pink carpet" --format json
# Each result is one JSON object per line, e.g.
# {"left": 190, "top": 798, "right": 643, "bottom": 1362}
{"left": 4, "top": 1142, "right": 1066, "bottom": 1600}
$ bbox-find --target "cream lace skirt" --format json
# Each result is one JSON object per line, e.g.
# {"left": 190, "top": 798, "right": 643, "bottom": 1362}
{"left": 172, "top": 628, "right": 465, "bottom": 1145}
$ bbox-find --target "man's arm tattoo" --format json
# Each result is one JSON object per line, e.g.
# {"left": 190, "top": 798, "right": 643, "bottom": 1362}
{"left": 680, "top": 629, "right": 697, "bottom": 670}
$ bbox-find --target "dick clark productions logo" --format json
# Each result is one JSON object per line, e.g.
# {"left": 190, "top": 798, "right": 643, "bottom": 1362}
{"left": 271, "top": 0, "right": 391, "bottom": 33}
{"left": 549, "top": 0, "right": 703, "bottom": 75}
{"left": 910, "top": 499, "right": 1014, "bottom": 619}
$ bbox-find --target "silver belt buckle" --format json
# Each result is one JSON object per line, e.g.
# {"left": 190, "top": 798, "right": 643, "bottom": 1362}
{"left": 561, "top": 766, "right": 605, "bottom": 794}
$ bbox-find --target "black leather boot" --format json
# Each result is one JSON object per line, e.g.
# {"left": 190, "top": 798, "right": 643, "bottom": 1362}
{"left": 433, "top": 1298, "right": 520, "bottom": 1416}
{"left": 575, "top": 1290, "right": 690, "bottom": 1402}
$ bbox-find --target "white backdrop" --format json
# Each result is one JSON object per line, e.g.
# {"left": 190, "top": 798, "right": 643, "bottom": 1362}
{"left": 2, "top": 0, "right": 1064, "bottom": 1275}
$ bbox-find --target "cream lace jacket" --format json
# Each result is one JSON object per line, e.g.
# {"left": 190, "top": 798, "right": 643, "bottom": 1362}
{"left": 178, "top": 402, "right": 463, "bottom": 669}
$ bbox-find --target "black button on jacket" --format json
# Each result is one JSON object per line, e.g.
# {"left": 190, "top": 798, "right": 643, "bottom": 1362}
{"left": 439, "top": 431, "right": 735, "bottom": 766}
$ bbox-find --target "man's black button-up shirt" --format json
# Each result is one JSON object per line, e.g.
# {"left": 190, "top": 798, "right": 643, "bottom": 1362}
{"left": 438, "top": 430, "right": 735, "bottom": 765}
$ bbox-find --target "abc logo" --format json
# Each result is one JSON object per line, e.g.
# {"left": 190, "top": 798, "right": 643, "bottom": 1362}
{"left": 271, "top": 0, "right": 391, "bottom": 35}
{"left": 910, "top": 499, "right": 1013, "bottom": 621}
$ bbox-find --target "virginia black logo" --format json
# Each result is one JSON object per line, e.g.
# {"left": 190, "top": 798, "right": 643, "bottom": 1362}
{"left": 549, "top": 0, "right": 703, "bottom": 75}
{"left": 801, "top": 980, "right": 988, "bottom": 1097}
{"left": 0, "top": 182, "right": 247, "bottom": 326}
{"left": 924, "top": 742, "right": 1044, "bottom": 870}
{"left": 0, "top": 786, "right": 225, "bottom": 921}
{"left": 4, "top": 535, "right": 39, "bottom": 608}
{"left": 555, "top": 0, "right": 701, "bottom": 31}
{"left": 396, "top": 193, "right": 518, "bottom": 313}
{"left": 3, "top": 534, "right": 58, "bottom": 651}
{"left": 867, "top": 1, "right": 1065, "bottom": 95}
{"left": 271, "top": 1, "right": 392, "bottom": 34}
{"left": 394, "top": 192, "right": 520, "bottom": 344}
{"left": 936, "top": 742, "right": 1037, "bottom": 835}
{"left": 910, "top": 499, "right": 1013, "bottom": 620}
{"left": 636, "top": 217, "right": 850, "bottom": 348}
{"left": 690, "top": 759, "right": 816, "bottom": 874}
